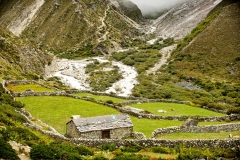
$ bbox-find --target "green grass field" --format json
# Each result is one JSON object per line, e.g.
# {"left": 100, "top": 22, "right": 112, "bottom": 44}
{"left": 17, "top": 96, "right": 119, "bottom": 133}
{"left": 155, "top": 131, "right": 240, "bottom": 140}
{"left": 73, "top": 93, "right": 129, "bottom": 103}
{"left": 7, "top": 83, "right": 56, "bottom": 92}
{"left": 129, "top": 102, "right": 225, "bottom": 117}
{"left": 131, "top": 116, "right": 182, "bottom": 138}
{"left": 17, "top": 96, "right": 232, "bottom": 138}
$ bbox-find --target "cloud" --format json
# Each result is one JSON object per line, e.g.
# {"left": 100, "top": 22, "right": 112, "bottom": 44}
{"left": 129, "top": 0, "right": 189, "bottom": 17}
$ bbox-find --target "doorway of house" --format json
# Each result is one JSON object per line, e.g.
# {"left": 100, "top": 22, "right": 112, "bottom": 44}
{"left": 102, "top": 130, "right": 110, "bottom": 139}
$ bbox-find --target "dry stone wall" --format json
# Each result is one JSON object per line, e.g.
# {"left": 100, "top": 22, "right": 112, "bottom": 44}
{"left": 16, "top": 105, "right": 240, "bottom": 149}
{"left": 152, "top": 123, "right": 240, "bottom": 138}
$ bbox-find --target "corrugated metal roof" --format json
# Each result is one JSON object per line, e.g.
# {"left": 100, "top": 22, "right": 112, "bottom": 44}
{"left": 72, "top": 114, "right": 133, "bottom": 132}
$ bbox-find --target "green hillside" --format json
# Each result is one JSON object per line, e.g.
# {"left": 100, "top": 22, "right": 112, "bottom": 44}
{"left": 0, "top": 27, "right": 52, "bottom": 80}
{"left": 169, "top": 0, "right": 240, "bottom": 82}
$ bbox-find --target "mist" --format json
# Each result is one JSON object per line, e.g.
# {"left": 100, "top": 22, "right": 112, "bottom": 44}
{"left": 129, "top": 0, "right": 189, "bottom": 18}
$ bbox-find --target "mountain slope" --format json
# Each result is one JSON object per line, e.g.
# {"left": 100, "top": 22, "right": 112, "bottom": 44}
{"left": 169, "top": 0, "right": 240, "bottom": 82}
{"left": 153, "top": 0, "right": 222, "bottom": 39}
{"left": 0, "top": 26, "right": 52, "bottom": 79}
{"left": 0, "top": 0, "right": 144, "bottom": 55}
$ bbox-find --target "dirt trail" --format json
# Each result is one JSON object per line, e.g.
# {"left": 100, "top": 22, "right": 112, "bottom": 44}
{"left": 9, "top": 141, "right": 31, "bottom": 160}
{"left": 7, "top": 0, "right": 45, "bottom": 36}
{"left": 147, "top": 44, "right": 177, "bottom": 74}
{"left": 97, "top": 5, "right": 110, "bottom": 42}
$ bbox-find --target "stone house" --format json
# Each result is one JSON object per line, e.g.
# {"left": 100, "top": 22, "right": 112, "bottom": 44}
{"left": 66, "top": 114, "right": 133, "bottom": 139}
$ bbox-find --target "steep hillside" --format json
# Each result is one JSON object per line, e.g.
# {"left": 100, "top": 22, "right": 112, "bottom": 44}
{"left": 153, "top": 0, "right": 222, "bottom": 39}
{"left": 111, "top": 0, "right": 143, "bottom": 23}
{"left": 0, "top": 0, "right": 144, "bottom": 56}
{"left": 169, "top": 0, "right": 240, "bottom": 82}
{"left": 0, "top": 26, "right": 52, "bottom": 80}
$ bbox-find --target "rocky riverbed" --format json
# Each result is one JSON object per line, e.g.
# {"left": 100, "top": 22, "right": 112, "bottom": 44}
{"left": 45, "top": 57, "right": 138, "bottom": 97}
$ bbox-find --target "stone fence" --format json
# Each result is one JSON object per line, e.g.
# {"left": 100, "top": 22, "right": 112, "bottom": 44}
{"left": 152, "top": 122, "right": 240, "bottom": 138}
{"left": 19, "top": 109, "right": 240, "bottom": 149}
{"left": 16, "top": 106, "right": 240, "bottom": 149}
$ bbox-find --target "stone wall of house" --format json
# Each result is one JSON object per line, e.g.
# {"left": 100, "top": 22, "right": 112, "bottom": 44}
{"left": 110, "top": 127, "right": 133, "bottom": 139}
{"left": 66, "top": 121, "right": 81, "bottom": 138}
{"left": 80, "top": 130, "right": 102, "bottom": 139}
{"left": 152, "top": 122, "right": 240, "bottom": 138}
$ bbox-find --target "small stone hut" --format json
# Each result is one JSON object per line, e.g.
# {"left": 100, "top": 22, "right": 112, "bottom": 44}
{"left": 66, "top": 114, "right": 133, "bottom": 139}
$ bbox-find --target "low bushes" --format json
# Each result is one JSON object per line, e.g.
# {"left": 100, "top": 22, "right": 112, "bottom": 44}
{"left": 99, "top": 143, "right": 116, "bottom": 152}
{"left": 30, "top": 142, "right": 90, "bottom": 160}
{"left": 227, "top": 107, "right": 240, "bottom": 115}
{"left": 151, "top": 146, "right": 173, "bottom": 154}
{"left": 176, "top": 147, "right": 239, "bottom": 160}
{"left": 121, "top": 145, "right": 143, "bottom": 153}
{"left": 86, "top": 62, "right": 123, "bottom": 91}
{"left": 1, "top": 127, "right": 41, "bottom": 147}
{"left": 112, "top": 153, "right": 149, "bottom": 160}
{"left": 0, "top": 137, "right": 19, "bottom": 160}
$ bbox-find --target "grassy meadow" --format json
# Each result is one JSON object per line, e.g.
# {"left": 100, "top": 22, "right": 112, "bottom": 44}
{"left": 7, "top": 83, "right": 55, "bottom": 92}
{"left": 17, "top": 95, "right": 232, "bottom": 138}
{"left": 129, "top": 102, "right": 225, "bottom": 117}
{"left": 17, "top": 96, "right": 120, "bottom": 134}
{"left": 74, "top": 92, "right": 129, "bottom": 103}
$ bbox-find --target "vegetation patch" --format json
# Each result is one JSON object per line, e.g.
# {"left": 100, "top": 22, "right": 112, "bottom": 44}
{"left": 85, "top": 61, "right": 123, "bottom": 91}
{"left": 112, "top": 38, "right": 174, "bottom": 74}
{"left": 6, "top": 83, "right": 56, "bottom": 93}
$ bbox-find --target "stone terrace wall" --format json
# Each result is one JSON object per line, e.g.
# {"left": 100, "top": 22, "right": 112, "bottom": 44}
{"left": 17, "top": 104, "right": 240, "bottom": 149}
{"left": 152, "top": 123, "right": 240, "bottom": 138}
{"left": 20, "top": 108, "right": 240, "bottom": 149}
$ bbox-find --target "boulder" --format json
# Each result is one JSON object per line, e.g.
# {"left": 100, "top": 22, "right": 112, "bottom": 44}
{"left": 181, "top": 118, "right": 198, "bottom": 128}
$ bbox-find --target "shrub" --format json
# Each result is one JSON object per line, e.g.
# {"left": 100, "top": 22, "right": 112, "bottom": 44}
{"left": 151, "top": 146, "right": 171, "bottom": 154}
{"left": 1, "top": 127, "right": 40, "bottom": 146}
{"left": 106, "top": 100, "right": 114, "bottom": 104}
{"left": 30, "top": 143, "right": 56, "bottom": 160}
{"left": 112, "top": 153, "right": 149, "bottom": 160}
{"left": 100, "top": 143, "right": 116, "bottom": 152}
{"left": 121, "top": 145, "right": 143, "bottom": 153}
{"left": 77, "top": 146, "right": 93, "bottom": 156}
{"left": 30, "top": 142, "right": 83, "bottom": 160}
{"left": 227, "top": 91, "right": 238, "bottom": 98}
{"left": 93, "top": 156, "right": 109, "bottom": 160}
{"left": 0, "top": 138, "right": 19, "bottom": 160}
{"left": 227, "top": 107, "right": 240, "bottom": 115}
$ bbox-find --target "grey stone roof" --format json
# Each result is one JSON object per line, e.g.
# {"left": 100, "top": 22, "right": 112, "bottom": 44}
{"left": 72, "top": 114, "right": 133, "bottom": 132}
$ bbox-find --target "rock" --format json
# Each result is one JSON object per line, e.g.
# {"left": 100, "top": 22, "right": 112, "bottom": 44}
{"left": 55, "top": 3, "right": 61, "bottom": 7}
{"left": 88, "top": 3, "right": 97, "bottom": 11}
{"left": 158, "top": 110, "right": 167, "bottom": 113}
{"left": 181, "top": 118, "right": 198, "bottom": 128}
